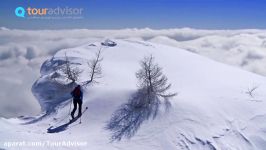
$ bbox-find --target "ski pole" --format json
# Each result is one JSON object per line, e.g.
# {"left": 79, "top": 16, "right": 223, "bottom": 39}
{"left": 79, "top": 107, "right": 88, "bottom": 124}
{"left": 69, "top": 99, "right": 72, "bottom": 115}
{"left": 79, "top": 106, "right": 83, "bottom": 124}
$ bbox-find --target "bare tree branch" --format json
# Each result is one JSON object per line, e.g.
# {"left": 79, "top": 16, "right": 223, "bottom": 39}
{"left": 245, "top": 85, "right": 259, "bottom": 98}
{"left": 83, "top": 48, "right": 103, "bottom": 86}
{"left": 60, "top": 53, "right": 82, "bottom": 83}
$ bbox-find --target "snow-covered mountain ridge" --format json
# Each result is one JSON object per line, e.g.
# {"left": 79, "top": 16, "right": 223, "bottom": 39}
{"left": 1, "top": 39, "right": 266, "bottom": 150}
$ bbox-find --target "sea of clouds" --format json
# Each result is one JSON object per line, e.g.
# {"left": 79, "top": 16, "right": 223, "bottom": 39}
{"left": 1, "top": 27, "right": 266, "bottom": 118}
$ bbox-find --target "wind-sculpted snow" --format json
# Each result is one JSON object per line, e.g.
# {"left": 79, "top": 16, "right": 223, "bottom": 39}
{"left": 32, "top": 52, "right": 96, "bottom": 112}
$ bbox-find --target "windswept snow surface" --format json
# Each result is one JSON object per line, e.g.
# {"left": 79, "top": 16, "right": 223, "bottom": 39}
{"left": 2, "top": 28, "right": 266, "bottom": 118}
{"left": 1, "top": 39, "right": 266, "bottom": 150}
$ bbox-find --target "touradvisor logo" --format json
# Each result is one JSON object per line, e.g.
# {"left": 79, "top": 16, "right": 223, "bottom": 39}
{"left": 15, "top": 6, "right": 83, "bottom": 18}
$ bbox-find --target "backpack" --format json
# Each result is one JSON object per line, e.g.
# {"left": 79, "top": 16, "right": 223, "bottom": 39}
{"left": 72, "top": 87, "right": 81, "bottom": 99}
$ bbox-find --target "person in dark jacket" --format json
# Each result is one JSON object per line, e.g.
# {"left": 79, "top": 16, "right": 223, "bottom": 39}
{"left": 71, "top": 85, "right": 83, "bottom": 119}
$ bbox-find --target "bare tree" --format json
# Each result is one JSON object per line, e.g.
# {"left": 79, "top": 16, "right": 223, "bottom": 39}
{"left": 106, "top": 55, "right": 176, "bottom": 141}
{"left": 136, "top": 55, "right": 177, "bottom": 105}
{"left": 60, "top": 53, "right": 82, "bottom": 83}
{"left": 83, "top": 48, "right": 103, "bottom": 85}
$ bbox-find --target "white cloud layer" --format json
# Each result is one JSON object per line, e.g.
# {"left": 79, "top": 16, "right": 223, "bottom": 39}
{"left": 0, "top": 27, "right": 266, "bottom": 118}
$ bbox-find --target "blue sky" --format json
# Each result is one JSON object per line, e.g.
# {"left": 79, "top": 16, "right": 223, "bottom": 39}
{"left": 0, "top": 0, "right": 266, "bottom": 29}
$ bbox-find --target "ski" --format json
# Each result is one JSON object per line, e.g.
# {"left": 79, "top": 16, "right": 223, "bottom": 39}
{"left": 69, "top": 106, "right": 88, "bottom": 123}
{"left": 47, "top": 106, "right": 88, "bottom": 133}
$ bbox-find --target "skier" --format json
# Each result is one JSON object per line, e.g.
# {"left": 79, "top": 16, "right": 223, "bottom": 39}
{"left": 71, "top": 85, "right": 83, "bottom": 119}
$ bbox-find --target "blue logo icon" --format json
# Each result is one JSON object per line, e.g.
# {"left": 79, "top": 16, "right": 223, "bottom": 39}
{"left": 15, "top": 7, "right": 26, "bottom": 18}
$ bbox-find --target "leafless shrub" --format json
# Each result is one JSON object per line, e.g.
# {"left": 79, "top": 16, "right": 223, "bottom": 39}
{"left": 245, "top": 85, "right": 259, "bottom": 98}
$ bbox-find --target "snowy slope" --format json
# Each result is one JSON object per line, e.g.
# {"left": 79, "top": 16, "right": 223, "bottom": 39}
{"left": 1, "top": 39, "right": 266, "bottom": 150}
{"left": 2, "top": 28, "right": 266, "bottom": 119}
